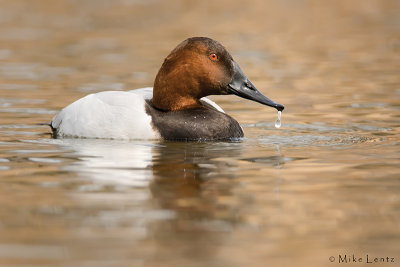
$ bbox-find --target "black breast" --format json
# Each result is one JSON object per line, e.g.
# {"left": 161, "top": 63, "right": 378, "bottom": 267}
{"left": 145, "top": 100, "right": 243, "bottom": 141}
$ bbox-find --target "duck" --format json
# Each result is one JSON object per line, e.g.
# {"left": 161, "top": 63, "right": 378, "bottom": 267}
{"left": 50, "top": 37, "right": 284, "bottom": 141}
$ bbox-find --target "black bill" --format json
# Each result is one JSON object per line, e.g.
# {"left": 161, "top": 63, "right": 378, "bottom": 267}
{"left": 228, "top": 61, "right": 284, "bottom": 112}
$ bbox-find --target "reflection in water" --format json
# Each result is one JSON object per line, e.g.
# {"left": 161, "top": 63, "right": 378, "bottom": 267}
{"left": 149, "top": 142, "right": 244, "bottom": 262}
{"left": 54, "top": 139, "right": 261, "bottom": 186}
{"left": 48, "top": 138, "right": 285, "bottom": 263}
{"left": 58, "top": 139, "right": 154, "bottom": 187}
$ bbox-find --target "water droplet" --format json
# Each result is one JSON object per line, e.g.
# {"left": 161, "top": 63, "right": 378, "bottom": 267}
{"left": 275, "top": 111, "right": 282, "bottom": 128}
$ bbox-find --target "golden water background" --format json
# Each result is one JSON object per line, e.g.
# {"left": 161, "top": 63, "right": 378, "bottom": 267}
{"left": 0, "top": 1, "right": 399, "bottom": 266}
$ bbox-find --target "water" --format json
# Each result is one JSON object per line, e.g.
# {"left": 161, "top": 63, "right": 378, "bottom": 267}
{"left": 0, "top": 1, "right": 400, "bottom": 267}
{"left": 275, "top": 110, "right": 282, "bottom": 128}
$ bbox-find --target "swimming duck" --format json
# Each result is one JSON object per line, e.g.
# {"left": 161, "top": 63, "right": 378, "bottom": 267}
{"left": 50, "top": 37, "right": 284, "bottom": 141}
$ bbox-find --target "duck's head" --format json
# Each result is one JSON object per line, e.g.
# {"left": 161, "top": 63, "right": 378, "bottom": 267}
{"left": 153, "top": 37, "right": 284, "bottom": 112}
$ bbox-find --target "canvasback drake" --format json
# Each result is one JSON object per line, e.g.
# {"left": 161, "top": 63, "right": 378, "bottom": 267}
{"left": 50, "top": 37, "right": 284, "bottom": 141}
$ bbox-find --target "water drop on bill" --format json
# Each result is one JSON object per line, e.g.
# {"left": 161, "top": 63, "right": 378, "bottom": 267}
{"left": 275, "top": 111, "right": 282, "bottom": 128}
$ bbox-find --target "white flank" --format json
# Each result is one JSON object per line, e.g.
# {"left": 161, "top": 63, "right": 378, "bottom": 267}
{"left": 52, "top": 87, "right": 225, "bottom": 140}
{"left": 52, "top": 88, "right": 158, "bottom": 139}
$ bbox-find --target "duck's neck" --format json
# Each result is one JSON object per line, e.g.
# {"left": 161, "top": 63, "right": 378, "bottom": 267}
{"left": 153, "top": 74, "right": 203, "bottom": 111}
{"left": 152, "top": 91, "right": 202, "bottom": 111}
{"left": 153, "top": 61, "right": 205, "bottom": 111}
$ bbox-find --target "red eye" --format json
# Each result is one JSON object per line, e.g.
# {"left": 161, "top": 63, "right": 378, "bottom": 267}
{"left": 209, "top": 53, "right": 218, "bottom": 61}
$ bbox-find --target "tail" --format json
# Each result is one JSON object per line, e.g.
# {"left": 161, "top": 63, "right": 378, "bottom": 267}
{"left": 36, "top": 121, "right": 53, "bottom": 128}
{"left": 36, "top": 122, "right": 57, "bottom": 137}
{"left": 36, "top": 122, "right": 51, "bottom": 126}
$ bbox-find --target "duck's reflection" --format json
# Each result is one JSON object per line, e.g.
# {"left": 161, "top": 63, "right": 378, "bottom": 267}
{"left": 57, "top": 138, "right": 284, "bottom": 261}
{"left": 149, "top": 141, "right": 245, "bottom": 260}
{"left": 60, "top": 139, "right": 246, "bottom": 187}
{"left": 149, "top": 141, "right": 243, "bottom": 209}
{"left": 58, "top": 139, "right": 154, "bottom": 187}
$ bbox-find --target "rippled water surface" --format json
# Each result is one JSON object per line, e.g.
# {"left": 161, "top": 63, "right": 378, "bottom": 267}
{"left": 1, "top": 1, "right": 399, "bottom": 266}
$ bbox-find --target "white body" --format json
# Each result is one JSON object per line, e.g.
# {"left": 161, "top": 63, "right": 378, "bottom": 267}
{"left": 52, "top": 87, "right": 224, "bottom": 140}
